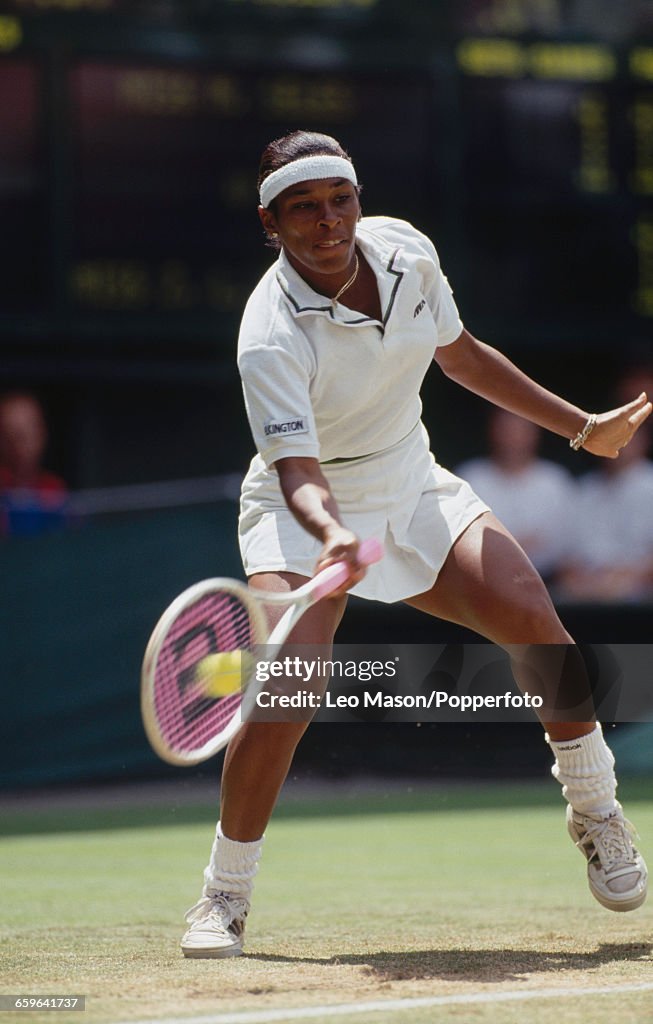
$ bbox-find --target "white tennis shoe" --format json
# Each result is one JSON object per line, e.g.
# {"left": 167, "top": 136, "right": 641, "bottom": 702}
{"left": 181, "top": 891, "right": 249, "bottom": 958}
{"left": 567, "top": 802, "right": 648, "bottom": 912}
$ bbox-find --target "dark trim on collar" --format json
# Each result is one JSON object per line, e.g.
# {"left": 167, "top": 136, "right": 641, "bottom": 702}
{"left": 276, "top": 247, "right": 405, "bottom": 328}
{"left": 382, "top": 248, "right": 404, "bottom": 327}
{"left": 277, "top": 276, "right": 336, "bottom": 319}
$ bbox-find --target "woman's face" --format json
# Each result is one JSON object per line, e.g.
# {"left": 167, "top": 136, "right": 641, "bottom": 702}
{"left": 258, "top": 176, "right": 360, "bottom": 284}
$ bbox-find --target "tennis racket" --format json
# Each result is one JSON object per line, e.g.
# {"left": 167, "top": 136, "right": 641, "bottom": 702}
{"left": 140, "top": 537, "right": 383, "bottom": 766}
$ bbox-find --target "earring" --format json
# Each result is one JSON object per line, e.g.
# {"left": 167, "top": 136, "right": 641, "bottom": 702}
{"left": 270, "top": 232, "right": 279, "bottom": 238}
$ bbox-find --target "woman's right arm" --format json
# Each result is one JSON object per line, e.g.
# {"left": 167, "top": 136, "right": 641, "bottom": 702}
{"left": 274, "top": 456, "right": 365, "bottom": 589}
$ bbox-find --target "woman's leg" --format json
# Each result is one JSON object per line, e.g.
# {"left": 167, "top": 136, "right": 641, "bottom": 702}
{"left": 182, "top": 572, "right": 347, "bottom": 957}
{"left": 405, "top": 511, "right": 647, "bottom": 912}
{"left": 406, "top": 511, "right": 595, "bottom": 737}
{"left": 220, "top": 571, "right": 348, "bottom": 840}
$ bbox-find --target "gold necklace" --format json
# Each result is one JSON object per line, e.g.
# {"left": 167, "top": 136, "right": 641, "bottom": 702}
{"left": 331, "top": 254, "right": 359, "bottom": 308}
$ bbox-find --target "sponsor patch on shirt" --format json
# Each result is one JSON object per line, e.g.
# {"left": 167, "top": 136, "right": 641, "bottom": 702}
{"left": 264, "top": 416, "right": 309, "bottom": 438}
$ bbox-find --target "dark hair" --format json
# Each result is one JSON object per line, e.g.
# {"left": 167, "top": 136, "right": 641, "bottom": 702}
{"left": 257, "top": 130, "right": 353, "bottom": 192}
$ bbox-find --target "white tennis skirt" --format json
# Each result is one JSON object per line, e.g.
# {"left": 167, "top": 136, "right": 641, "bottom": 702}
{"left": 238, "top": 421, "right": 489, "bottom": 603}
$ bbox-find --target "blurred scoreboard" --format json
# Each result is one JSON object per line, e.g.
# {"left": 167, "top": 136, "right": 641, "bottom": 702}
{"left": 67, "top": 63, "right": 431, "bottom": 322}
{"left": 0, "top": 58, "right": 47, "bottom": 312}
{"left": 1, "top": 0, "right": 653, "bottom": 347}
{"left": 456, "top": 35, "right": 653, "bottom": 333}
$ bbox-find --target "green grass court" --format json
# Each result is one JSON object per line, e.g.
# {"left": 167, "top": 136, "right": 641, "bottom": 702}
{"left": 1, "top": 781, "right": 652, "bottom": 1024}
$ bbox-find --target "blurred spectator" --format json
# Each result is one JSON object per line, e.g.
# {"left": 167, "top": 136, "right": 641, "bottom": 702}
{"left": 556, "top": 365, "right": 653, "bottom": 602}
{"left": 456, "top": 407, "right": 576, "bottom": 581}
{"left": 0, "top": 392, "right": 69, "bottom": 538}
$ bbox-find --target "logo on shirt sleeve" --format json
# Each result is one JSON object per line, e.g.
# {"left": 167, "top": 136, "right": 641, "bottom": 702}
{"left": 264, "top": 416, "right": 309, "bottom": 437}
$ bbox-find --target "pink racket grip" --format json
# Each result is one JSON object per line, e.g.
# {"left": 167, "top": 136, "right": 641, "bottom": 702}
{"left": 311, "top": 537, "right": 384, "bottom": 601}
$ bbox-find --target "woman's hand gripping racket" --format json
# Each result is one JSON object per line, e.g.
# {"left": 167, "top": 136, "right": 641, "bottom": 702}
{"left": 140, "top": 537, "right": 383, "bottom": 765}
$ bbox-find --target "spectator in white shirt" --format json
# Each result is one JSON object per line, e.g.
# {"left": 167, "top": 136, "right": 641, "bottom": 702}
{"left": 558, "top": 366, "right": 653, "bottom": 602}
{"left": 457, "top": 408, "right": 576, "bottom": 582}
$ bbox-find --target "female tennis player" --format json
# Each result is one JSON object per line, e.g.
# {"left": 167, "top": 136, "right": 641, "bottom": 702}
{"left": 181, "top": 131, "right": 650, "bottom": 957}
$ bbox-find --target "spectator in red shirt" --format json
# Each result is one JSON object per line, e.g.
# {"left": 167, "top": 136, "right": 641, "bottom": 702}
{"left": 0, "top": 392, "right": 69, "bottom": 537}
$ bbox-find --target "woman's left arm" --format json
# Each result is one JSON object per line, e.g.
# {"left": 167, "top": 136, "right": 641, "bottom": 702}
{"left": 435, "top": 328, "right": 652, "bottom": 458}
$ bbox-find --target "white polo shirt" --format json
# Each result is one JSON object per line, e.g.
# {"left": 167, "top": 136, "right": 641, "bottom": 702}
{"left": 237, "top": 216, "right": 463, "bottom": 467}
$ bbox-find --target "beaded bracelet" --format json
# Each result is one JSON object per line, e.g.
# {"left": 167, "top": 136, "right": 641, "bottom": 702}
{"left": 569, "top": 413, "right": 598, "bottom": 451}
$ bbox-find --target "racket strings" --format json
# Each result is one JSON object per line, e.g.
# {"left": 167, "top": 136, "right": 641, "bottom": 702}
{"left": 153, "top": 590, "right": 257, "bottom": 755}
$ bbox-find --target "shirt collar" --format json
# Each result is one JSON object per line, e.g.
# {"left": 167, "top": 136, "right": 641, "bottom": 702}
{"left": 275, "top": 221, "right": 405, "bottom": 327}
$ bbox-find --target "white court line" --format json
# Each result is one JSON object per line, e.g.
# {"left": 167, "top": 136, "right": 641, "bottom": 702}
{"left": 115, "top": 980, "right": 653, "bottom": 1024}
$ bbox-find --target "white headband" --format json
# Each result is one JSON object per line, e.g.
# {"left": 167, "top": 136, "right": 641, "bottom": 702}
{"left": 259, "top": 155, "right": 358, "bottom": 208}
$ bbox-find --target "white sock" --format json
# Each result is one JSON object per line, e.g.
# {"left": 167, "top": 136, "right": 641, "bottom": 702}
{"left": 546, "top": 723, "right": 617, "bottom": 817}
{"left": 202, "top": 821, "right": 263, "bottom": 902}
